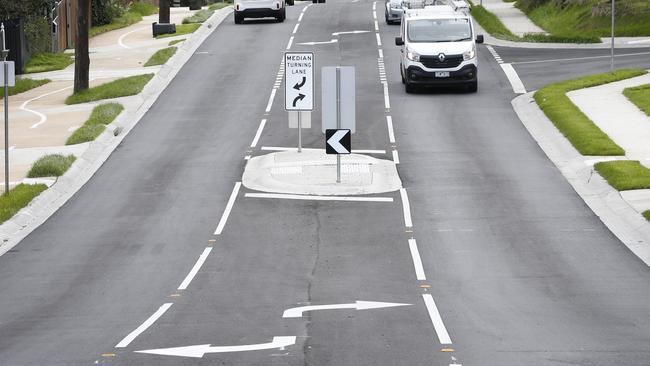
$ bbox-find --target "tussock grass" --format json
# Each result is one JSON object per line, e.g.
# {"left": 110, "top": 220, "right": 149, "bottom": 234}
{"left": 66, "top": 103, "right": 124, "bottom": 145}
{"left": 183, "top": 9, "right": 214, "bottom": 24}
{"left": 65, "top": 74, "right": 153, "bottom": 105}
{"left": 27, "top": 154, "right": 76, "bottom": 178}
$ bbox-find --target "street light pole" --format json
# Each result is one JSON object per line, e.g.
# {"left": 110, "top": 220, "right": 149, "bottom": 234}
{"left": 611, "top": 0, "right": 615, "bottom": 71}
{"left": 1, "top": 23, "right": 9, "bottom": 195}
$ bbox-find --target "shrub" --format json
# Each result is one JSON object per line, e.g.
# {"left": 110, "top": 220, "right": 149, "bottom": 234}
{"left": 92, "top": 0, "right": 128, "bottom": 26}
{"left": 27, "top": 154, "right": 76, "bottom": 178}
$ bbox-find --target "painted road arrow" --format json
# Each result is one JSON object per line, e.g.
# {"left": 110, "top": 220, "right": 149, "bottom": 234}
{"left": 332, "top": 30, "right": 371, "bottom": 36}
{"left": 292, "top": 93, "right": 306, "bottom": 107}
{"left": 283, "top": 301, "right": 411, "bottom": 318}
{"left": 325, "top": 129, "right": 351, "bottom": 155}
{"left": 297, "top": 39, "right": 338, "bottom": 46}
{"left": 135, "top": 336, "right": 297, "bottom": 358}
{"left": 293, "top": 77, "right": 306, "bottom": 90}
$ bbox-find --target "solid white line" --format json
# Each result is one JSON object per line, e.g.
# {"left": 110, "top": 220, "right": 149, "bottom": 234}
{"left": 245, "top": 193, "right": 393, "bottom": 202}
{"left": 422, "top": 294, "right": 452, "bottom": 345}
{"left": 214, "top": 182, "right": 242, "bottom": 235}
{"left": 265, "top": 89, "right": 277, "bottom": 113}
{"left": 298, "top": 13, "right": 304, "bottom": 21}
{"left": 392, "top": 150, "right": 400, "bottom": 164}
{"left": 117, "top": 27, "right": 147, "bottom": 49}
{"left": 383, "top": 82, "right": 390, "bottom": 109}
{"left": 251, "top": 119, "right": 267, "bottom": 147}
{"left": 178, "top": 247, "right": 213, "bottom": 290}
{"left": 375, "top": 32, "right": 381, "bottom": 46}
{"left": 408, "top": 239, "right": 426, "bottom": 280}
{"left": 260, "top": 146, "right": 386, "bottom": 154}
{"left": 115, "top": 303, "right": 173, "bottom": 348}
{"left": 500, "top": 63, "right": 526, "bottom": 94}
{"left": 386, "top": 116, "right": 395, "bottom": 143}
{"left": 399, "top": 188, "right": 413, "bottom": 228}
{"left": 22, "top": 85, "right": 73, "bottom": 129}
{"left": 286, "top": 36, "right": 294, "bottom": 50}
{"left": 293, "top": 23, "right": 300, "bottom": 34}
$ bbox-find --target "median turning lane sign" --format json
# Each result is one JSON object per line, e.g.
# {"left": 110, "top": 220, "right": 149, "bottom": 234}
{"left": 326, "top": 129, "right": 351, "bottom": 154}
{"left": 285, "top": 52, "right": 314, "bottom": 111}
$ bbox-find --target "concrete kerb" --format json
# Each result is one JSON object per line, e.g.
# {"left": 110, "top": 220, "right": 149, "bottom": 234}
{"left": 0, "top": 6, "right": 234, "bottom": 257}
{"left": 512, "top": 93, "right": 650, "bottom": 266}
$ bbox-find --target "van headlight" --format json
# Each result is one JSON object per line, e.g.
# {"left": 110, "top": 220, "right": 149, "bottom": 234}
{"left": 406, "top": 49, "right": 420, "bottom": 61}
{"left": 463, "top": 46, "right": 476, "bottom": 60}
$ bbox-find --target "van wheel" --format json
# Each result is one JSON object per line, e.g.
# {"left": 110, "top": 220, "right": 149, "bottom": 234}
{"left": 467, "top": 80, "right": 478, "bottom": 93}
{"left": 234, "top": 12, "right": 243, "bottom": 24}
{"left": 405, "top": 80, "right": 416, "bottom": 93}
{"left": 401, "top": 67, "right": 405, "bottom": 84}
{"left": 287, "top": 0, "right": 294, "bottom": 4}
{"left": 277, "top": 8, "right": 286, "bottom": 22}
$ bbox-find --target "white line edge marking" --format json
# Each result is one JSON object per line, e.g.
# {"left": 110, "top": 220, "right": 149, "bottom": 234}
{"left": 260, "top": 146, "right": 386, "bottom": 154}
{"left": 408, "top": 239, "right": 426, "bottom": 280}
{"left": 298, "top": 13, "right": 304, "bottom": 21}
{"left": 386, "top": 116, "right": 395, "bottom": 143}
{"left": 251, "top": 119, "right": 267, "bottom": 147}
{"left": 378, "top": 49, "right": 384, "bottom": 58}
{"left": 374, "top": 20, "right": 379, "bottom": 31}
{"left": 265, "top": 89, "right": 277, "bottom": 113}
{"left": 178, "top": 247, "right": 213, "bottom": 290}
{"left": 512, "top": 50, "right": 650, "bottom": 65}
{"left": 422, "top": 294, "right": 452, "bottom": 345}
{"left": 392, "top": 150, "right": 400, "bottom": 164}
{"left": 375, "top": 32, "right": 381, "bottom": 46}
{"left": 115, "top": 303, "right": 173, "bottom": 348}
{"left": 383, "top": 82, "right": 390, "bottom": 109}
{"left": 399, "top": 188, "right": 413, "bottom": 228}
{"left": 286, "top": 36, "right": 294, "bottom": 50}
{"left": 292, "top": 23, "right": 300, "bottom": 34}
{"left": 499, "top": 63, "right": 526, "bottom": 94}
{"left": 214, "top": 182, "right": 242, "bottom": 235}
{"left": 245, "top": 193, "right": 393, "bottom": 202}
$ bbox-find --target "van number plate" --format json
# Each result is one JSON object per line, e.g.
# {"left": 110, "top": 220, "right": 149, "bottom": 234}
{"left": 435, "top": 72, "right": 450, "bottom": 78}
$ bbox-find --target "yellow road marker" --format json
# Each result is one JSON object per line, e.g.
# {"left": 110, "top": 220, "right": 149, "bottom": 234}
{"left": 441, "top": 348, "right": 455, "bottom": 352}
{"left": 208, "top": 239, "right": 217, "bottom": 243}
{"left": 420, "top": 284, "right": 431, "bottom": 288}
{"left": 101, "top": 353, "right": 116, "bottom": 357}
{"left": 169, "top": 293, "right": 181, "bottom": 297}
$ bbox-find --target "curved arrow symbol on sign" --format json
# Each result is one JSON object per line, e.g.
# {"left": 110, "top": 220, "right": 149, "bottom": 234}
{"left": 135, "top": 336, "right": 297, "bottom": 358}
{"left": 292, "top": 93, "right": 305, "bottom": 107}
{"left": 293, "top": 77, "right": 306, "bottom": 90}
{"left": 283, "top": 301, "right": 411, "bottom": 318}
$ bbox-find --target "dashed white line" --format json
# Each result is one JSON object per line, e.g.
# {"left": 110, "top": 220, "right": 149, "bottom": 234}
{"left": 408, "top": 239, "right": 426, "bottom": 280}
{"left": 386, "top": 116, "right": 395, "bottom": 143}
{"left": 392, "top": 150, "right": 400, "bottom": 164}
{"left": 115, "top": 303, "right": 173, "bottom": 348}
{"left": 375, "top": 32, "right": 382, "bottom": 46}
{"left": 245, "top": 193, "right": 394, "bottom": 202}
{"left": 214, "top": 182, "right": 242, "bottom": 235}
{"left": 500, "top": 63, "right": 526, "bottom": 94}
{"left": 382, "top": 82, "right": 390, "bottom": 109}
{"left": 178, "top": 247, "right": 213, "bottom": 290}
{"left": 374, "top": 20, "right": 379, "bottom": 31}
{"left": 422, "top": 294, "right": 452, "bottom": 345}
{"left": 286, "top": 36, "right": 294, "bottom": 50}
{"left": 251, "top": 119, "right": 268, "bottom": 148}
{"left": 292, "top": 23, "right": 300, "bottom": 34}
{"left": 378, "top": 49, "right": 383, "bottom": 58}
{"left": 399, "top": 188, "right": 413, "bottom": 228}
{"left": 298, "top": 13, "right": 304, "bottom": 21}
{"left": 265, "top": 89, "right": 277, "bottom": 113}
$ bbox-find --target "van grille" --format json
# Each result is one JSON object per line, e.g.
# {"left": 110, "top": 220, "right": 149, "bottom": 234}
{"left": 420, "top": 54, "right": 463, "bottom": 69}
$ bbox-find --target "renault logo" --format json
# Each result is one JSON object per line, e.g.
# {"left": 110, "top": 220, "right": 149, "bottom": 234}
{"left": 437, "top": 53, "right": 446, "bottom": 62}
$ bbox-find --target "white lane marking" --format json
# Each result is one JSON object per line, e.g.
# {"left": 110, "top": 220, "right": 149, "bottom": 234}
{"left": 392, "top": 150, "right": 400, "bottom": 164}
{"left": 373, "top": 12, "right": 377, "bottom": 20}
{"left": 265, "top": 89, "right": 277, "bottom": 113}
{"left": 178, "top": 247, "right": 213, "bottom": 290}
{"left": 292, "top": 23, "right": 300, "bottom": 34}
{"left": 298, "top": 13, "right": 304, "bottom": 21}
{"left": 283, "top": 301, "right": 411, "bottom": 318}
{"left": 422, "top": 294, "right": 452, "bottom": 345}
{"left": 245, "top": 193, "right": 394, "bottom": 202}
{"left": 386, "top": 116, "right": 395, "bottom": 143}
{"left": 485, "top": 45, "right": 503, "bottom": 64}
{"left": 500, "top": 63, "right": 526, "bottom": 94}
{"left": 373, "top": 1, "right": 377, "bottom": 10}
{"left": 399, "top": 188, "right": 413, "bottom": 228}
{"left": 286, "top": 36, "right": 294, "bottom": 50}
{"left": 378, "top": 48, "right": 383, "bottom": 59}
{"left": 118, "top": 27, "right": 148, "bottom": 49}
{"left": 374, "top": 20, "right": 379, "bottom": 31}
{"left": 375, "top": 32, "right": 381, "bottom": 46}
{"left": 21, "top": 85, "right": 73, "bottom": 129}
{"left": 383, "top": 82, "right": 390, "bottom": 109}
{"left": 297, "top": 40, "right": 338, "bottom": 46}
{"left": 214, "top": 182, "right": 242, "bottom": 235}
{"left": 408, "top": 239, "right": 426, "bottom": 280}
{"left": 135, "top": 336, "right": 297, "bottom": 357}
{"left": 260, "top": 146, "right": 386, "bottom": 154}
{"left": 511, "top": 51, "right": 650, "bottom": 65}
{"left": 244, "top": 155, "right": 251, "bottom": 160}
{"left": 115, "top": 303, "right": 173, "bottom": 348}
{"left": 251, "top": 119, "right": 267, "bottom": 147}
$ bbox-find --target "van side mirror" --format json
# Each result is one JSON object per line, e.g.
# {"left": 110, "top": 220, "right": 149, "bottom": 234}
{"left": 395, "top": 37, "right": 404, "bottom": 46}
{"left": 476, "top": 35, "right": 484, "bottom": 44}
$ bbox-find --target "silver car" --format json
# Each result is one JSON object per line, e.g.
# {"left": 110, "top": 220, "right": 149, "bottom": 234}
{"left": 385, "top": 0, "right": 403, "bottom": 24}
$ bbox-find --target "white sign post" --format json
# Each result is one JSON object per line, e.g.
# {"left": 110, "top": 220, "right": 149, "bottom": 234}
{"left": 285, "top": 52, "right": 314, "bottom": 153}
{"left": 1, "top": 23, "right": 13, "bottom": 194}
{"left": 322, "top": 66, "right": 355, "bottom": 183}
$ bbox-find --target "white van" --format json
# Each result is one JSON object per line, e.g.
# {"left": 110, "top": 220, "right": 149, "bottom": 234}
{"left": 234, "top": 0, "right": 290, "bottom": 23}
{"left": 395, "top": 5, "right": 483, "bottom": 92}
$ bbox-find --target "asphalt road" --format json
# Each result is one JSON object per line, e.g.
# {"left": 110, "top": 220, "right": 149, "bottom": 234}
{"left": 0, "top": 1, "right": 649, "bottom": 365}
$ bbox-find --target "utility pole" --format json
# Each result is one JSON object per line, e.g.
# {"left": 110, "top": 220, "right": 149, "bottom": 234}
{"left": 160, "top": 0, "right": 171, "bottom": 24}
{"left": 74, "top": 0, "right": 90, "bottom": 93}
{"left": 1, "top": 23, "right": 9, "bottom": 194}
{"left": 611, "top": 0, "right": 615, "bottom": 71}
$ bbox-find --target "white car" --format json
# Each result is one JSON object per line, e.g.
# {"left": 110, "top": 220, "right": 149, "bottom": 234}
{"left": 385, "top": 0, "right": 403, "bottom": 24}
{"left": 395, "top": 5, "right": 483, "bottom": 92}
{"left": 234, "top": 0, "right": 288, "bottom": 23}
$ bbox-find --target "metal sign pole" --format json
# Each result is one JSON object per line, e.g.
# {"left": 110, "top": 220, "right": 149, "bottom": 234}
{"left": 1, "top": 23, "right": 9, "bottom": 195}
{"left": 611, "top": 0, "right": 615, "bottom": 71}
{"left": 336, "top": 67, "right": 341, "bottom": 183}
{"left": 298, "top": 112, "right": 302, "bottom": 152}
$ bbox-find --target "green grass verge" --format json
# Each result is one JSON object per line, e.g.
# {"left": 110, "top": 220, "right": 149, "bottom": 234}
{"left": 469, "top": 2, "right": 600, "bottom": 43}
{"left": 534, "top": 69, "right": 647, "bottom": 156}
{"left": 27, "top": 154, "right": 76, "bottom": 178}
{"left": 90, "top": 11, "right": 142, "bottom": 38}
{"left": 0, "top": 78, "right": 50, "bottom": 99}
{"left": 23, "top": 52, "right": 74, "bottom": 74}
{"left": 623, "top": 83, "right": 650, "bottom": 117}
{"left": 0, "top": 184, "right": 48, "bottom": 224}
{"left": 183, "top": 9, "right": 214, "bottom": 24}
{"left": 594, "top": 161, "right": 650, "bottom": 191}
{"left": 65, "top": 74, "right": 153, "bottom": 105}
{"left": 144, "top": 47, "right": 177, "bottom": 67}
{"left": 168, "top": 39, "right": 185, "bottom": 46}
{"left": 66, "top": 103, "right": 124, "bottom": 145}
{"left": 155, "top": 23, "right": 200, "bottom": 39}
{"left": 130, "top": 2, "right": 158, "bottom": 16}
{"left": 643, "top": 210, "right": 650, "bottom": 222}
{"left": 209, "top": 2, "right": 231, "bottom": 10}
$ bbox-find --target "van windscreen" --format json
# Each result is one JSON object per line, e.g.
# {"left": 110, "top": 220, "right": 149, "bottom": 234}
{"left": 407, "top": 18, "right": 471, "bottom": 42}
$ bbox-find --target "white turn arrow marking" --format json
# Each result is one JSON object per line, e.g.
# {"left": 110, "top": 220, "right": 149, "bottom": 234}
{"left": 327, "top": 130, "right": 350, "bottom": 154}
{"left": 332, "top": 30, "right": 370, "bottom": 36}
{"left": 135, "top": 336, "right": 297, "bottom": 358}
{"left": 297, "top": 40, "right": 338, "bottom": 46}
{"left": 283, "top": 301, "right": 411, "bottom": 318}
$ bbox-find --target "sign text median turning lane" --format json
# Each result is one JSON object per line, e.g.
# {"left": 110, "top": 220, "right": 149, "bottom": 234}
{"left": 284, "top": 52, "right": 314, "bottom": 111}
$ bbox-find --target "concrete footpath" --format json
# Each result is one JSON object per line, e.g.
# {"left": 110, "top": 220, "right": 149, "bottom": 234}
{"left": 480, "top": 0, "right": 545, "bottom": 37}
{"left": 512, "top": 71, "right": 650, "bottom": 266}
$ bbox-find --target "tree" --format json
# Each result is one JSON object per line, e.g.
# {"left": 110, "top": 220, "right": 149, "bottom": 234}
{"left": 159, "top": 0, "right": 171, "bottom": 24}
{"left": 74, "top": 0, "right": 90, "bottom": 93}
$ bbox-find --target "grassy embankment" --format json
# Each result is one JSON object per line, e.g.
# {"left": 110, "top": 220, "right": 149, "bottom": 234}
{"left": 67, "top": 103, "right": 124, "bottom": 144}
{"left": 0, "top": 78, "right": 50, "bottom": 99}
{"left": 623, "top": 84, "right": 650, "bottom": 117}
{"left": 65, "top": 74, "right": 153, "bottom": 105}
